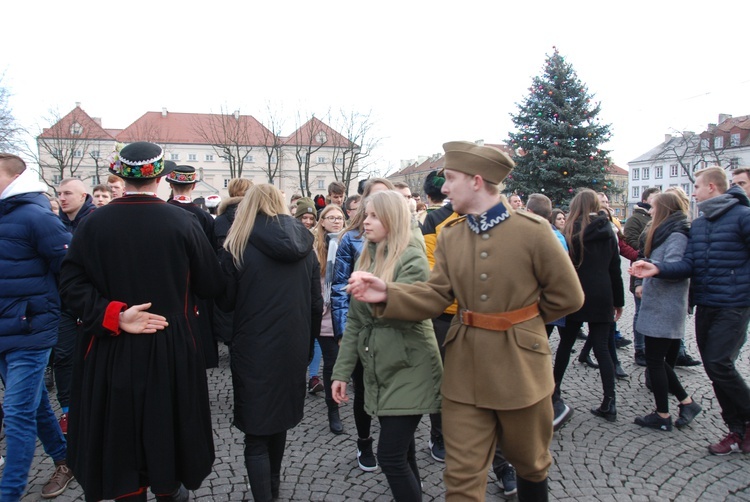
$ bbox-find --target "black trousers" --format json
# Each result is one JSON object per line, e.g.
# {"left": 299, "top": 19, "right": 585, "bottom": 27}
{"left": 316, "top": 336, "right": 340, "bottom": 406}
{"left": 378, "top": 415, "right": 422, "bottom": 502}
{"left": 352, "top": 359, "right": 371, "bottom": 439}
{"left": 695, "top": 306, "right": 750, "bottom": 432}
{"left": 644, "top": 336, "right": 687, "bottom": 414}
{"left": 53, "top": 310, "right": 77, "bottom": 410}
{"left": 556, "top": 321, "right": 615, "bottom": 399}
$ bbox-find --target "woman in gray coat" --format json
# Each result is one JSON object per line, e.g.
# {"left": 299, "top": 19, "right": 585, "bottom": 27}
{"left": 634, "top": 192, "right": 702, "bottom": 431}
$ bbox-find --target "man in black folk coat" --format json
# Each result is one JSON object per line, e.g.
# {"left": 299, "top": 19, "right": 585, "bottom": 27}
{"left": 59, "top": 142, "right": 225, "bottom": 502}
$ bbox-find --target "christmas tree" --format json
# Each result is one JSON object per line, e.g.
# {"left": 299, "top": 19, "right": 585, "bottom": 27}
{"left": 505, "top": 47, "right": 615, "bottom": 208}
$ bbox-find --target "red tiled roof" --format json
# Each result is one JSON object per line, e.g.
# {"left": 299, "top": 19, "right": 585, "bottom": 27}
{"left": 606, "top": 164, "right": 628, "bottom": 176}
{"left": 38, "top": 106, "right": 114, "bottom": 141}
{"left": 390, "top": 142, "right": 512, "bottom": 178}
{"left": 283, "top": 117, "right": 354, "bottom": 148}
{"left": 717, "top": 114, "right": 750, "bottom": 133}
{"left": 116, "top": 111, "right": 275, "bottom": 145}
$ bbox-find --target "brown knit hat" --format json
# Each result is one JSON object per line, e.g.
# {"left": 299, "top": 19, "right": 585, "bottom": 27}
{"left": 442, "top": 141, "right": 514, "bottom": 184}
{"left": 294, "top": 197, "right": 317, "bottom": 219}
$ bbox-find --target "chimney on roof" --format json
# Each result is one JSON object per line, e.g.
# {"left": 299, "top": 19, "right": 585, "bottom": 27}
{"left": 475, "top": 139, "right": 485, "bottom": 146}
{"left": 93, "top": 117, "right": 102, "bottom": 126}
{"left": 162, "top": 108, "right": 168, "bottom": 118}
{"left": 75, "top": 102, "right": 81, "bottom": 108}
{"left": 707, "top": 123, "right": 717, "bottom": 133}
{"left": 718, "top": 113, "right": 732, "bottom": 124}
{"left": 234, "top": 110, "right": 240, "bottom": 120}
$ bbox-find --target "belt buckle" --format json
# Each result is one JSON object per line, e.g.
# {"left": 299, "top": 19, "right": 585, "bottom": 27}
{"left": 459, "top": 309, "right": 468, "bottom": 325}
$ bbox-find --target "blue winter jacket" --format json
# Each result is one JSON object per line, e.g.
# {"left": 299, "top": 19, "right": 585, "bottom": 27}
{"left": 0, "top": 192, "right": 71, "bottom": 352}
{"left": 657, "top": 186, "right": 750, "bottom": 308}
{"left": 331, "top": 229, "right": 365, "bottom": 339}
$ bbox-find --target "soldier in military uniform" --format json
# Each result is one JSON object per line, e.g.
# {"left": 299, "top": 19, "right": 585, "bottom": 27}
{"left": 346, "top": 141, "right": 584, "bottom": 501}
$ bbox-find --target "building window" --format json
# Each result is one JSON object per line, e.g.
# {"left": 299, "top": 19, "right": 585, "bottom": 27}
{"left": 317, "top": 180, "right": 325, "bottom": 189}
{"left": 270, "top": 155, "right": 277, "bottom": 163}
{"left": 188, "top": 154, "right": 197, "bottom": 161}
{"left": 642, "top": 168, "right": 650, "bottom": 180}
{"left": 73, "top": 149, "right": 83, "bottom": 158}
{"left": 654, "top": 185, "right": 663, "bottom": 192}
{"left": 90, "top": 150, "right": 100, "bottom": 159}
{"left": 730, "top": 158, "right": 739, "bottom": 169}
{"left": 714, "top": 136, "right": 724, "bottom": 149}
{"left": 335, "top": 157, "right": 343, "bottom": 164}
{"left": 205, "top": 154, "right": 214, "bottom": 162}
{"left": 700, "top": 139, "right": 709, "bottom": 150}
{"left": 731, "top": 133, "right": 741, "bottom": 147}
{"left": 244, "top": 154, "right": 254, "bottom": 162}
{"left": 670, "top": 164, "right": 679, "bottom": 177}
{"left": 52, "top": 174, "right": 62, "bottom": 185}
{"left": 655, "top": 166, "right": 663, "bottom": 179}
{"left": 632, "top": 168, "right": 640, "bottom": 180}
{"left": 170, "top": 153, "right": 180, "bottom": 161}
{"left": 317, "top": 156, "right": 326, "bottom": 164}
{"left": 91, "top": 174, "right": 100, "bottom": 185}
{"left": 223, "top": 179, "right": 229, "bottom": 188}
{"left": 681, "top": 183, "right": 690, "bottom": 195}
{"left": 70, "top": 123, "right": 83, "bottom": 135}
{"left": 316, "top": 131, "right": 327, "bottom": 144}
{"left": 632, "top": 186, "right": 640, "bottom": 199}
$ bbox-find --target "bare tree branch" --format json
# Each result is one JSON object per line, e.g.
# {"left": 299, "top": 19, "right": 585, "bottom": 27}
{"left": 192, "top": 107, "right": 257, "bottom": 178}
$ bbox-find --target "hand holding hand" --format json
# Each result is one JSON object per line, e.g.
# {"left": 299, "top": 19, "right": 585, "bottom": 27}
{"left": 347, "top": 272, "right": 387, "bottom": 303}
{"left": 119, "top": 302, "right": 169, "bottom": 334}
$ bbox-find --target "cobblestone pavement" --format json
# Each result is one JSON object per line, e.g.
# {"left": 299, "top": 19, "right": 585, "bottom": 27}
{"left": 17, "top": 263, "right": 750, "bottom": 500}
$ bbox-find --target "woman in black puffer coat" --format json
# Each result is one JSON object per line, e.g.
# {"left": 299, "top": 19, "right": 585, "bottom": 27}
{"left": 553, "top": 189, "right": 625, "bottom": 422}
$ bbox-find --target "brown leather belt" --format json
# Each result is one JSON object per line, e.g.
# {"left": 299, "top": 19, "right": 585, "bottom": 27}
{"left": 459, "top": 303, "right": 540, "bottom": 331}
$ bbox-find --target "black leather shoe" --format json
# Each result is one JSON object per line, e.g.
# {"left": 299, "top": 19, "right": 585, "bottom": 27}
{"left": 591, "top": 396, "right": 617, "bottom": 422}
{"left": 615, "top": 337, "right": 632, "bottom": 349}
{"left": 578, "top": 353, "right": 599, "bottom": 369}
{"left": 328, "top": 403, "right": 344, "bottom": 435}
{"left": 675, "top": 353, "right": 702, "bottom": 367}
{"left": 615, "top": 363, "right": 628, "bottom": 379}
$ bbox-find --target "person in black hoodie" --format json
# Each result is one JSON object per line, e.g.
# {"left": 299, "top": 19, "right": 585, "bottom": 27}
{"left": 553, "top": 189, "right": 624, "bottom": 423}
{"left": 219, "top": 184, "right": 322, "bottom": 502}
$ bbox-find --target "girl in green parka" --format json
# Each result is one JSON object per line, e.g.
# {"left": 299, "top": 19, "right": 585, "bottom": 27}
{"left": 332, "top": 190, "right": 443, "bottom": 502}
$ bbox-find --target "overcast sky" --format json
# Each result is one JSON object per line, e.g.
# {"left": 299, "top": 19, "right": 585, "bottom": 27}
{"left": 4, "top": 0, "right": 748, "bottom": 174}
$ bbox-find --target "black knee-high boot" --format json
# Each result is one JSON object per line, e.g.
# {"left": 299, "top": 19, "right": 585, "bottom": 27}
{"left": 517, "top": 476, "right": 549, "bottom": 502}
{"left": 245, "top": 453, "right": 273, "bottom": 502}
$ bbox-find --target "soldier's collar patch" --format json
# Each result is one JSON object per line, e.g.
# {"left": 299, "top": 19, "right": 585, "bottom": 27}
{"left": 466, "top": 202, "right": 510, "bottom": 234}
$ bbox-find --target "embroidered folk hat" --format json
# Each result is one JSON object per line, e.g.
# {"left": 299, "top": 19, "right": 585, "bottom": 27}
{"left": 442, "top": 141, "right": 514, "bottom": 184}
{"left": 166, "top": 165, "right": 198, "bottom": 184}
{"left": 109, "top": 142, "right": 175, "bottom": 179}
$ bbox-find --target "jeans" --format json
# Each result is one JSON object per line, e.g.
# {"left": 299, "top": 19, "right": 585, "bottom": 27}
{"left": 378, "top": 415, "right": 422, "bottom": 502}
{"left": 0, "top": 348, "right": 67, "bottom": 501}
{"left": 307, "top": 339, "right": 322, "bottom": 379}
{"left": 644, "top": 337, "right": 688, "bottom": 414}
{"left": 54, "top": 310, "right": 78, "bottom": 410}
{"left": 579, "top": 322, "right": 620, "bottom": 365}
{"left": 695, "top": 306, "right": 750, "bottom": 432}
{"left": 633, "top": 295, "right": 645, "bottom": 352}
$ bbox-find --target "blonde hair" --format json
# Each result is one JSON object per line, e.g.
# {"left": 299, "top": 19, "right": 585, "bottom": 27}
{"left": 356, "top": 190, "right": 411, "bottom": 283}
{"left": 228, "top": 178, "right": 253, "bottom": 197}
{"left": 313, "top": 205, "right": 346, "bottom": 277}
{"left": 347, "top": 178, "right": 395, "bottom": 233}
{"left": 695, "top": 166, "right": 729, "bottom": 193}
{"left": 223, "top": 184, "right": 289, "bottom": 268}
{"left": 664, "top": 186, "right": 690, "bottom": 214}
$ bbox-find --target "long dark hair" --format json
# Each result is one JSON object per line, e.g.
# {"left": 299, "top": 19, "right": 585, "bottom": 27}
{"left": 563, "top": 189, "right": 600, "bottom": 267}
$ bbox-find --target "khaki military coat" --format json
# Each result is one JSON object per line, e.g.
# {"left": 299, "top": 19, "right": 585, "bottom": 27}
{"left": 381, "top": 209, "right": 584, "bottom": 410}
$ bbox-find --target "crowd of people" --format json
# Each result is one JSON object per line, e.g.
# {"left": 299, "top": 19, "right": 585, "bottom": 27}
{"left": 1, "top": 140, "right": 750, "bottom": 502}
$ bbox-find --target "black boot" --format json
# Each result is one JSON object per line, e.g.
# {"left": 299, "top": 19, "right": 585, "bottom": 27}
{"left": 517, "top": 476, "right": 548, "bottom": 502}
{"left": 245, "top": 454, "right": 273, "bottom": 502}
{"left": 591, "top": 396, "right": 617, "bottom": 422}
{"left": 327, "top": 401, "right": 343, "bottom": 435}
{"left": 155, "top": 484, "right": 190, "bottom": 502}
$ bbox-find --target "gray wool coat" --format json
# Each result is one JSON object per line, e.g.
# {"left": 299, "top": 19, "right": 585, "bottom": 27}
{"left": 635, "top": 232, "right": 690, "bottom": 339}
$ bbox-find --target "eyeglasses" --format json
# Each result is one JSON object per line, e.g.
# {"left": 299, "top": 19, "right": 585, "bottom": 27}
{"left": 325, "top": 216, "right": 344, "bottom": 222}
